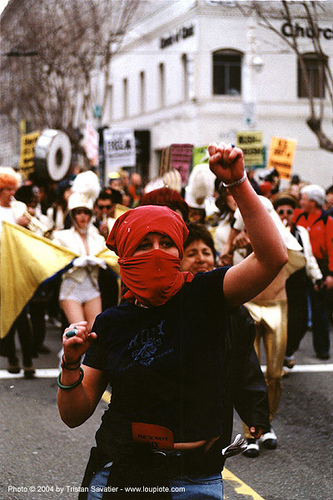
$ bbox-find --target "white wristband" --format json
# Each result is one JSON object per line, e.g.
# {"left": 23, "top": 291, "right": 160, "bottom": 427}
{"left": 221, "top": 172, "right": 247, "bottom": 189}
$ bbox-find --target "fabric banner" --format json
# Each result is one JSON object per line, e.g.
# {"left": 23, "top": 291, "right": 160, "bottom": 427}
{"left": 0, "top": 222, "right": 120, "bottom": 338}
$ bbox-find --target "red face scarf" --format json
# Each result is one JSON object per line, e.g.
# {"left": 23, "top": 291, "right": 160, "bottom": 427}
{"left": 106, "top": 205, "right": 193, "bottom": 306}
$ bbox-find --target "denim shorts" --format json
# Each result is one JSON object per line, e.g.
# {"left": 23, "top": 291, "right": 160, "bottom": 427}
{"left": 87, "top": 466, "right": 223, "bottom": 499}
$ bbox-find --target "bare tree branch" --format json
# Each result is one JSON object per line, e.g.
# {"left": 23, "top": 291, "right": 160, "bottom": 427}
{"left": 0, "top": 0, "right": 143, "bottom": 156}
{"left": 237, "top": 0, "right": 333, "bottom": 152}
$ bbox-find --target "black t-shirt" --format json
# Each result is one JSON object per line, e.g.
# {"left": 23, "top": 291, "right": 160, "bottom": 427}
{"left": 83, "top": 267, "right": 229, "bottom": 453}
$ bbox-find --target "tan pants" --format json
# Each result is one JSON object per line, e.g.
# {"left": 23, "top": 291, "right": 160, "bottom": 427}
{"left": 242, "top": 299, "right": 288, "bottom": 439}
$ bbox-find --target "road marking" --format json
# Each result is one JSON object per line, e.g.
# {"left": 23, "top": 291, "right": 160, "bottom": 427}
{"left": 261, "top": 363, "right": 333, "bottom": 373}
{"left": 0, "top": 368, "right": 60, "bottom": 379}
{"left": 223, "top": 468, "right": 265, "bottom": 499}
{"left": 1, "top": 364, "right": 332, "bottom": 379}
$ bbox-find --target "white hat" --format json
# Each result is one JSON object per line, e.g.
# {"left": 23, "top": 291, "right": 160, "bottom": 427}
{"left": 301, "top": 184, "right": 326, "bottom": 207}
{"left": 68, "top": 192, "right": 94, "bottom": 212}
{"left": 72, "top": 170, "right": 101, "bottom": 201}
{"left": 184, "top": 185, "right": 204, "bottom": 209}
{"left": 185, "top": 163, "right": 216, "bottom": 208}
{"left": 163, "top": 169, "right": 182, "bottom": 193}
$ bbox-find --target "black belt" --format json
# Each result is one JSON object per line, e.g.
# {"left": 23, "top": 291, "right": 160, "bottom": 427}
{"left": 112, "top": 443, "right": 223, "bottom": 477}
{"left": 80, "top": 444, "right": 223, "bottom": 500}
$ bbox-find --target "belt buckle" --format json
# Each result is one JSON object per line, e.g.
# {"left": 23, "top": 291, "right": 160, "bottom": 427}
{"left": 152, "top": 449, "right": 167, "bottom": 457}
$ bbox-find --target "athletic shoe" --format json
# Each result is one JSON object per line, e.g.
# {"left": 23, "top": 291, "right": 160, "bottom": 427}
{"left": 259, "top": 427, "right": 277, "bottom": 450}
{"left": 243, "top": 438, "right": 259, "bottom": 458}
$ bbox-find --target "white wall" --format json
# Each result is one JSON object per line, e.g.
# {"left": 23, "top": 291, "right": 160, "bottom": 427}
{"left": 103, "top": 0, "right": 333, "bottom": 186}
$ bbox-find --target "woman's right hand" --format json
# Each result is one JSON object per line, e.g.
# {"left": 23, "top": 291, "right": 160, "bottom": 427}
{"left": 208, "top": 142, "right": 245, "bottom": 186}
{"left": 62, "top": 321, "right": 97, "bottom": 363}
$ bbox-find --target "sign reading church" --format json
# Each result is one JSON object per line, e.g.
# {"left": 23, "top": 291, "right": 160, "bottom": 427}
{"left": 281, "top": 22, "right": 333, "bottom": 40}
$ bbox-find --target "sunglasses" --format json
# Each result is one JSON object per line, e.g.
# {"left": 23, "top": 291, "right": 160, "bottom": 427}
{"left": 277, "top": 209, "right": 293, "bottom": 216}
{"left": 97, "top": 204, "right": 112, "bottom": 210}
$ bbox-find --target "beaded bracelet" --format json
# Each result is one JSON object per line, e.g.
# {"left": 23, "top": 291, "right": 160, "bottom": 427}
{"left": 61, "top": 354, "right": 81, "bottom": 371}
{"left": 221, "top": 172, "right": 247, "bottom": 189}
{"left": 57, "top": 367, "right": 84, "bottom": 390}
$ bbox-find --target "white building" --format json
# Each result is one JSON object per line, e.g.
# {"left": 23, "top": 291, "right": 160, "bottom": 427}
{"left": 99, "top": 0, "right": 333, "bottom": 187}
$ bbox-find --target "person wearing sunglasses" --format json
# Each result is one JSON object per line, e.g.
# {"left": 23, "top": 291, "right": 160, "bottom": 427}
{"left": 93, "top": 189, "right": 117, "bottom": 240}
{"left": 273, "top": 191, "right": 323, "bottom": 370}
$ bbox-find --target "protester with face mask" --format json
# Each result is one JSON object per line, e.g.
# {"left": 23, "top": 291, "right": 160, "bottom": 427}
{"left": 57, "top": 144, "right": 288, "bottom": 500}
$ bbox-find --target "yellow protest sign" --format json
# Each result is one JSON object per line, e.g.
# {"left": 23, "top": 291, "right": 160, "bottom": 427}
{"left": 237, "top": 131, "right": 263, "bottom": 167}
{"left": 19, "top": 131, "right": 41, "bottom": 177}
{"left": 268, "top": 137, "right": 297, "bottom": 180}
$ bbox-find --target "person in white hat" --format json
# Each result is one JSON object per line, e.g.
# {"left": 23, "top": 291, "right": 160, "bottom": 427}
{"left": 52, "top": 187, "right": 106, "bottom": 333}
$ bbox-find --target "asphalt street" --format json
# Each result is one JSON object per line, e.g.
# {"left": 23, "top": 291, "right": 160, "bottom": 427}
{"left": 1, "top": 319, "right": 332, "bottom": 500}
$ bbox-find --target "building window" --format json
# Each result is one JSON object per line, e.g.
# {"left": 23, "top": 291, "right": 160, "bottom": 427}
{"left": 182, "top": 54, "right": 189, "bottom": 101}
{"left": 298, "top": 53, "right": 326, "bottom": 98}
{"left": 123, "top": 78, "right": 128, "bottom": 117}
{"left": 213, "top": 49, "right": 242, "bottom": 95}
{"left": 159, "top": 63, "right": 165, "bottom": 107}
{"left": 106, "top": 84, "right": 113, "bottom": 120}
{"left": 140, "top": 71, "right": 146, "bottom": 113}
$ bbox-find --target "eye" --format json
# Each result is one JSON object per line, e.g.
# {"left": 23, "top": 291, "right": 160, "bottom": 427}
{"left": 136, "top": 242, "right": 151, "bottom": 251}
{"left": 185, "top": 250, "right": 196, "bottom": 258}
{"left": 161, "top": 240, "right": 173, "bottom": 248}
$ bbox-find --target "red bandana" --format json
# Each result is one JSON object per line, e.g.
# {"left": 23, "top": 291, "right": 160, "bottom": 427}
{"left": 106, "top": 205, "right": 193, "bottom": 306}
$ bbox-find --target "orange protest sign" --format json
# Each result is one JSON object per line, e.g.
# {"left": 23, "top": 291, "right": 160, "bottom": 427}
{"left": 268, "top": 137, "right": 297, "bottom": 180}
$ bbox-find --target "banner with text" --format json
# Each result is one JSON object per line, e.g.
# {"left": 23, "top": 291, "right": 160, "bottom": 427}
{"left": 19, "top": 131, "right": 41, "bottom": 177}
{"left": 268, "top": 136, "right": 297, "bottom": 180}
{"left": 236, "top": 131, "right": 263, "bottom": 167}
{"left": 103, "top": 129, "right": 136, "bottom": 177}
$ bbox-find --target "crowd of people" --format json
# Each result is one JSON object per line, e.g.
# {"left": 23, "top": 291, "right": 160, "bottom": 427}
{"left": 0, "top": 149, "right": 332, "bottom": 498}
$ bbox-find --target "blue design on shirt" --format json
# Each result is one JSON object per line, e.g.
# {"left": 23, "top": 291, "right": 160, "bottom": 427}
{"left": 128, "top": 320, "right": 166, "bottom": 366}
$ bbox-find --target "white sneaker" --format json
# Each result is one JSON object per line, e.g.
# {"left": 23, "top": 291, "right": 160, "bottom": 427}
{"left": 259, "top": 427, "right": 277, "bottom": 450}
{"left": 243, "top": 438, "right": 259, "bottom": 458}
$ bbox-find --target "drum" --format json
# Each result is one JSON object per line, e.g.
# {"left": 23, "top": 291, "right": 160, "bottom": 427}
{"left": 34, "top": 129, "right": 71, "bottom": 181}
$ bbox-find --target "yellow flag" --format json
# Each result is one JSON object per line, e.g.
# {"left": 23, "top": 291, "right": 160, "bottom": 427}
{"left": 0, "top": 222, "right": 78, "bottom": 338}
{"left": 96, "top": 248, "right": 120, "bottom": 276}
{"left": 0, "top": 222, "right": 122, "bottom": 338}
